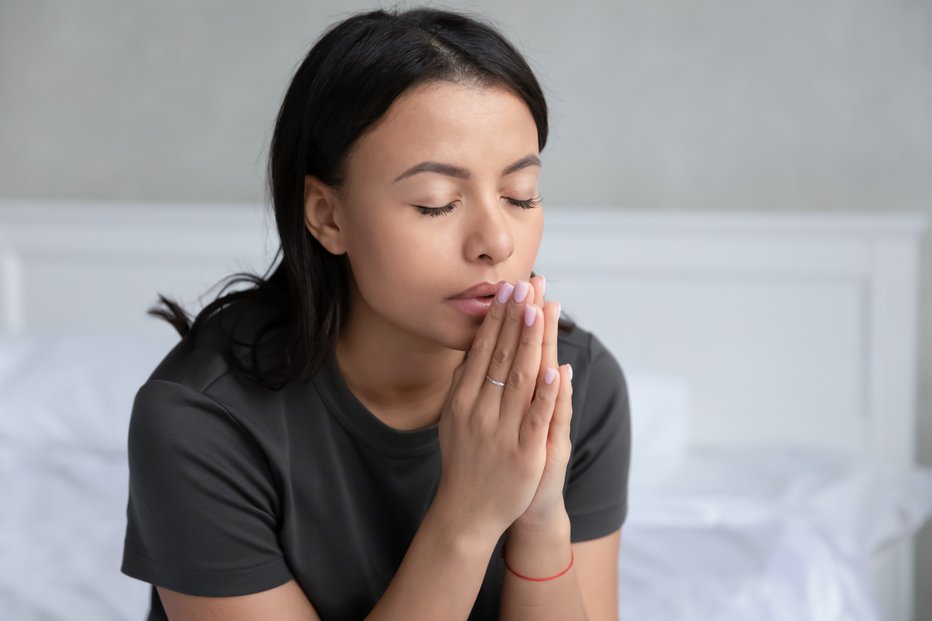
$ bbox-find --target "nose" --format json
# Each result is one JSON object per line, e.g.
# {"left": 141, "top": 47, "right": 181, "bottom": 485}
{"left": 463, "top": 196, "right": 515, "bottom": 264}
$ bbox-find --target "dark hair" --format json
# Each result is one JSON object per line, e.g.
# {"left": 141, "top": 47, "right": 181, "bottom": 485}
{"left": 151, "top": 7, "right": 575, "bottom": 390}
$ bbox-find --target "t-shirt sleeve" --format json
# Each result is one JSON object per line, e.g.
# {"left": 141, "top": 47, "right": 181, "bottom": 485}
{"left": 121, "top": 379, "right": 293, "bottom": 596}
{"left": 565, "top": 332, "right": 632, "bottom": 543}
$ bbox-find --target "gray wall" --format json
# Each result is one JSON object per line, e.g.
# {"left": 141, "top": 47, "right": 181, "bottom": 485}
{"left": 2, "top": 0, "right": 930, "bottom": 617}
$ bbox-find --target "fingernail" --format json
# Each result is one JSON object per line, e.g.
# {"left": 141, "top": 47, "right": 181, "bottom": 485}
{"left": 514, "top": 280, "right": 530, "bottom": 303}
{"left": 555, "top": 302, "right": 561, "bottom": 318}
{"left": 544, "top": 367, "right": 558, "bottom": 385}
{"left": 566, "top": 364, "right": 573, "bottom": 381}
{"left": 524, "top": 304, "right": 537, "bottom": 326}
{"left": 540, "top": 275, "right": 547, "bottom": 297}
{"left": 496, "top": 282, "right": 515, "bottom": 304}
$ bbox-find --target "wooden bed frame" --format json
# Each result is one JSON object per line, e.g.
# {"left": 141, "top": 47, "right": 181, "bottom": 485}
{"left": 0, "top": 199, "right": 925, "bottom": 620}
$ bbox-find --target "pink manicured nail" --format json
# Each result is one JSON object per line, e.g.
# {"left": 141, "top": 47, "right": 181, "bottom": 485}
{"left": 524, "top": 304, "right": 537, "bottom": 326}
{"left": 566, "top": 364, "right": 573, "bottom": 381}
{"left": 540, "top": 275, "right": 546, "bottom": 297}
{"left": 514, "top": 280, "right": 530, "bottom": 303}
{"left": 496, "top": 282, "right": 515, "bottom": 304}
{"left": 544, "top": 367, "right": 558, "bottom": 385}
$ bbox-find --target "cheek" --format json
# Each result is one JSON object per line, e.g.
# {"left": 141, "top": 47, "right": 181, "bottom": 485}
{"left": 518, "top": 213, "right": 545, "bottom": 261}
{"left": 345, "top": 216, "right": 440, "bottom": 296}
{"left": 352, "top": 216, "right": 435, "bottom": 269}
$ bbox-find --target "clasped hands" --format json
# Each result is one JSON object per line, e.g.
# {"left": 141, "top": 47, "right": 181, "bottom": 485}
{"left": 436, "top": 273, "right": 573, "bottom": 541}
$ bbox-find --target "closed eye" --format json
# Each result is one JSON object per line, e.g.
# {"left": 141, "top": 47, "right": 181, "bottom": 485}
{"left": 413, "top": 202, "right": 456, "bottom": 217}
{"left": 506, "top": 195, "right": 542, "bottom": 209}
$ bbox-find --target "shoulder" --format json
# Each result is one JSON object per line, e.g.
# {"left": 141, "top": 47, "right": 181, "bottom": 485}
{"left": 556, "top": 320, "right": 630, "bottom": 442}
{"left": 129, "top": 298, "right": 294, "bottom": 450}
{"left": 556, "top": 321, "right": 627, "bottom": 395}
{"left": 146, "top": 298, "right": 284, "bottom": 396}
{"left": 126, "top": 301, "right": 292, "bottom": 497}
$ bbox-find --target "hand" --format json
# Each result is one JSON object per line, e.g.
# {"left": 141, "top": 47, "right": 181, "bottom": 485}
{"left": 433, "top": 280, "right": 562, "bottom": 543}
{"left": 512, "top": 274, "right": 574, "bottom": 529}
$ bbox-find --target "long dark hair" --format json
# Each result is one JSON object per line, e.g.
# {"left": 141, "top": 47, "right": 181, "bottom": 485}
{"left": 150, "top": 7, "right": 575, "bottom": 390}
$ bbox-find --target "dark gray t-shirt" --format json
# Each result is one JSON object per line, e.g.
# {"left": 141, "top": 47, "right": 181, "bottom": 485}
{"left": 121, "top": 304, "right": 631, "bottom": 620}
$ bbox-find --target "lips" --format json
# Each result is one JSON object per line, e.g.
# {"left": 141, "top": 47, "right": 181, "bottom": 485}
{"left": 448, "top": 281, "right": 506, "bottom": 318}
{"left": 449, "top": 281, "right": 503, "bottom": 300}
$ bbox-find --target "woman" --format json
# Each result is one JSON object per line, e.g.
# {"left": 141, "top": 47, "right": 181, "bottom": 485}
{"left": 121, "top": 7, "right": 631, "bottom": 620}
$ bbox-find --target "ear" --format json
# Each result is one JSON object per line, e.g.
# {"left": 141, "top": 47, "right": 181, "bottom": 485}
{"left": 303, "top": 176, "right": 347, "bottom": 255}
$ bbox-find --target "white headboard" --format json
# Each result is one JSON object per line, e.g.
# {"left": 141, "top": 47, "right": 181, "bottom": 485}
{"left": 0, "top": 200, "right": 925, "bottom": 466}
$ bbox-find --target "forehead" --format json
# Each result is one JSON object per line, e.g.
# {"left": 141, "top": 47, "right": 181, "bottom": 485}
{"left": 384, "top": 80, "right": 533, "bottom": 129}
{"left": 344, "top": 80, "right": 539, "bottom": 178}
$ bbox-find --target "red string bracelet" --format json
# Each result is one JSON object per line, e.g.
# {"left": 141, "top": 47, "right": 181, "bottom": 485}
{"left": 500, "top": 541, "right": 574, "bottom": 582}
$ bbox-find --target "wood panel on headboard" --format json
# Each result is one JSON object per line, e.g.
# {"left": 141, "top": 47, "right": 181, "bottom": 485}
{"left": 0, "top": 200, "right": 275, "bottom": 339}
{"left": 537, "top": 209, "right": 925, "bottom": 465}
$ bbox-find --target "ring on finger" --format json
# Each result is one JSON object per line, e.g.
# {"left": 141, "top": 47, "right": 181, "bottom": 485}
{"left": 485, "top": 374, "right": 506, "bottom": 388}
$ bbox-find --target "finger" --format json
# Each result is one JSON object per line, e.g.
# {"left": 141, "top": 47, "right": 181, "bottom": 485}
{"left": 447, "top": 359, "right": 466, "bottom": 396}
{"left": 483, "top": 280, "right": 534, "bottom": 390}
{"left": 538, "top": 300, "right": 561, "bottom": 384}
{"left": 530, "top": 274, "right": 546, "bottom": 306}
{"left": 520, "top": 366, "right": 560, "bottom": 450}
{"left": 440, "top": 359, "right": 466, "bottom": 415}
{"left": 548, "top": 363, "right": 574, "bottom": 448}
{"left": 459, "top": 281, "right": 514, "bottom": 392}
{"left": 498, "top": 303, "right": 544, "bottom": 431}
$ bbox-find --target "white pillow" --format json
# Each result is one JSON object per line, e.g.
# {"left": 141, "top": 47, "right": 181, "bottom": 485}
{"left": 802, "top": 456, "right": 932, "bottom": 556}
{"left": 625, "top": 371, "right": 690, "bottom": 489}
{"left": 627, "top": 445, "right": 932, "bottom": 557}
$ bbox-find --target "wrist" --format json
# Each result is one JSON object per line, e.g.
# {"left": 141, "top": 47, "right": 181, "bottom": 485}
{"left": 507, "top": 511, "right": 571, "bottom": 545}
{"left": 502, "top": 513, "right": 572, "bottom": 580}
{"left": 426, "top": 492, "right": 503, "bottom": 554}
{"left": 510, "top": 504, "right": 571, "bottom": 536}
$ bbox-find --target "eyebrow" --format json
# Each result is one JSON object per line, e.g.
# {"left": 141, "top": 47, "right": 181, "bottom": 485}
{"left": 392, "top": 154, "right": 541, "bottom": 182}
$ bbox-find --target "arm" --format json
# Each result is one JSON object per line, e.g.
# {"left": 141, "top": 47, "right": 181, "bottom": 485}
{"left": 158, "top": 580, "right": 321, "bottom": 621}
{"left": 498, "top": 518, "right": 621, "bottom": 621}
{"left": 157, "top": 498, "right": 500, "bottom": 621}
{"left": 573, "top": 528, "right": 621, "bottom": 620}
{"left": 499, "top": 514, "right": 588, "bottom": 620}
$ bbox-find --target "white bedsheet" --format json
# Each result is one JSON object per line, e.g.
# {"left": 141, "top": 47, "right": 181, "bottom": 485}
{"left": 620, "top": 447, "right": 932, "bottom": 621}
{"left": 0, "top": 439, "right": 150, "bottom": 619}
{"left": 620, "top": 513, "right": 875, "bottom": 620}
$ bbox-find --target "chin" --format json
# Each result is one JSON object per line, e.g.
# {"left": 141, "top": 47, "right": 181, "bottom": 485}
{"left": 427, "top": 322, "right": 479, "bottom": 353}
{"left": 396, "top": 307, "right": 483, "bottom": 352}
{"left": 431, "top": 329, "right": 474, "bottom": 353}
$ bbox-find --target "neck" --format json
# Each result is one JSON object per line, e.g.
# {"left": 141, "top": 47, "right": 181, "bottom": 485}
{"left": 334, "top": 287, "right": 465, "bottom": 431}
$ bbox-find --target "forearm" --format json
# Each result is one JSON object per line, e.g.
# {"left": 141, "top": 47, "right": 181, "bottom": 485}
{"left": 364, "top": 499, "right": 498, "bottom": 621}
{"left": 499, "top": 514, "right": 588, "bottom": 621}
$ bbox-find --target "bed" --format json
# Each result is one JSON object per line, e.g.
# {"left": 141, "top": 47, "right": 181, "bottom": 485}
{"left": 0, "top": 199, "right": 929, "bottom": 621}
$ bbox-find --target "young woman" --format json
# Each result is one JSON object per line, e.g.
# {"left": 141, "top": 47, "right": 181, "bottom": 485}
{"left": 121, "top": 7, "right": 631, "bottom": 621}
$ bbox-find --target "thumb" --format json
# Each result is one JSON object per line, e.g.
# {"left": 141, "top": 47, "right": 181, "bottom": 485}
{"left": 452, "top": 355, "right": 467, "bottom": 383}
